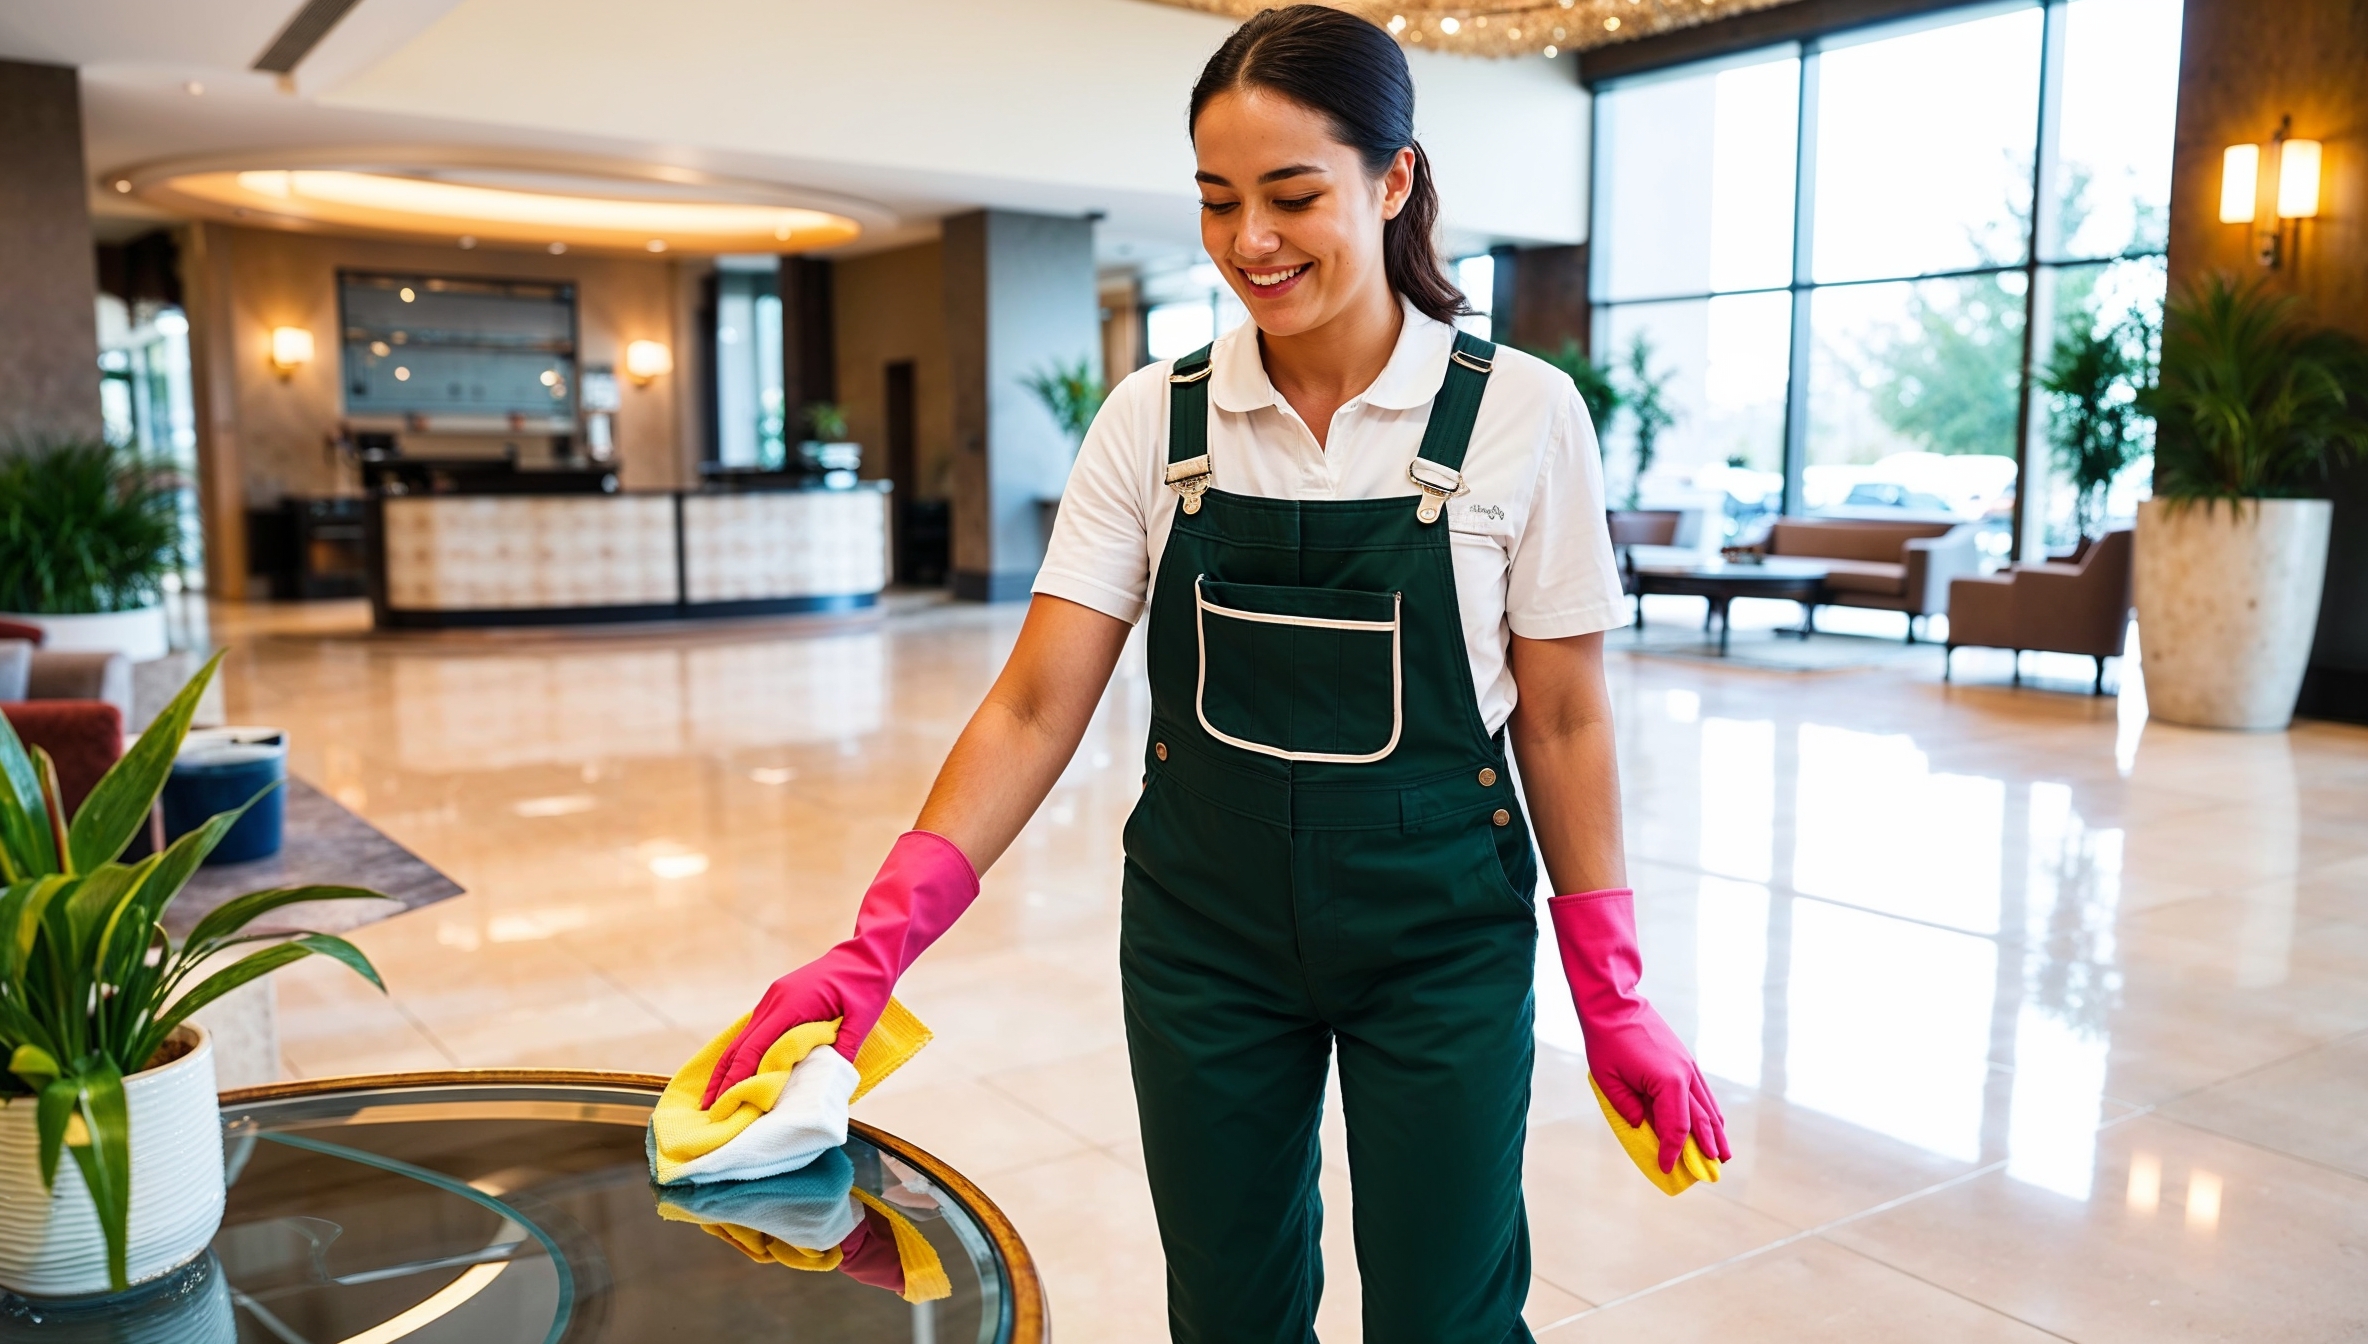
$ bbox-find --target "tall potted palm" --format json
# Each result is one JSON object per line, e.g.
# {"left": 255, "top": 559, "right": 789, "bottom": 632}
{"left": 0, "top": 654, "right": 389, "bottom": 1297}
{"left": 2135, "top": 276, "right": 2368, "bottom": 729}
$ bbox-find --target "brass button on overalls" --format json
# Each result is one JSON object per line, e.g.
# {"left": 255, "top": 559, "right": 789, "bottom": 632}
{"left": 1477, "top": 767, "right": 1498, "bottom": 787}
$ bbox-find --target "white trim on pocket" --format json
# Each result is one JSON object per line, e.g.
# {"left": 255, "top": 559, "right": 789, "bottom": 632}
{"left": 1193, "top": 576, "right": 1403, "bottom": 764}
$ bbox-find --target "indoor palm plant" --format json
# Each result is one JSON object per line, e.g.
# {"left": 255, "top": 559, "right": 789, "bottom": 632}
{"left": 2133, "top": 275, "right": 2368, "bottom": 729}
{"left": 0, "top": 653, "right": 388, "bottom": 1297}
{"left": 2042, "top": 313, "right": 2155, "bottom": 541}
{"left": 0, "top": 440, "right": 181, "bottom": 661}
{"left": 1021, "top": 357, "right": 1108, "bottom": 451}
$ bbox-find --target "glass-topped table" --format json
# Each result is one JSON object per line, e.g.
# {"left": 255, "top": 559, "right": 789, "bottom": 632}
{"left": 0, "top": 1072, "right": 1044, "bottom": 1342}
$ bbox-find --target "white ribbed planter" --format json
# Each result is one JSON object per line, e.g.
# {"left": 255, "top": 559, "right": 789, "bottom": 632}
{"left": 0, "top": 607, "right": 169, "bottom": 662}
{"left": 2134, "top": 498, "right": 2333, "bottom": 731}
{"left": 0, "top": 1026, "right": 225, "bottom": 1300}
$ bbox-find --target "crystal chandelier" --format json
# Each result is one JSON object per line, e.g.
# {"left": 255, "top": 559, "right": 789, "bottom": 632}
{"left": 1144, "top": 0, "right": 1799, "bottom": 58}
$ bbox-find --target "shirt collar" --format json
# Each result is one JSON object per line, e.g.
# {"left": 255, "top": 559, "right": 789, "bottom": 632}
{"left": 1207, "top": 298, "right": 1460, "bottom": 414}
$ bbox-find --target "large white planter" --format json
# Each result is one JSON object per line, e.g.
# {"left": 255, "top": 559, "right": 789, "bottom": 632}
{"left": 0, "top": 1026, "right": 225, "bottom": 1299}
{"left": 0, "top": 606, "right": 169, "bottom": 662}
{"left": 2134, "top": 497, "right": 2333, "bottom": 730}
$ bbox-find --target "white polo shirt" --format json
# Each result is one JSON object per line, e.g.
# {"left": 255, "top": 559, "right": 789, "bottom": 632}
{"left": 1034, "top": 302, "right": 1628, "bottom": 733}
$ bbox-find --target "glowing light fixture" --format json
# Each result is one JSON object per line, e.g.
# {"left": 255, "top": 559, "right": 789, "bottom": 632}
{"left": 2218, "top": 144, "right": 2258, "bottom": 224}
{"left": 150, "top": 169, "right": 862, "bottom": 255}
{"left": 625, "top": 340, "right": 674, "bottom": 385}
{"left": 269, "top": 326, "right": 314, "bottom": 376}
{"left": 2223, "top": 118, "right": 2325, "bottom": 269}
{"left": 2276, "top": 138, "right": 2321, "bottom": 219}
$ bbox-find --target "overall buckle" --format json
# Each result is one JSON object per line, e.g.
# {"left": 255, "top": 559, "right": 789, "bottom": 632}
{"left": 1166, "top": 454, "right": 1214, "bottom": 515}
{"left": 1407, "top": 458, "right": 1466, "bottom": 524}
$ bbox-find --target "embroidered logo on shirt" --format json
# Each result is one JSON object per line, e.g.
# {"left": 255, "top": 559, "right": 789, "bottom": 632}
{"left": 1461, "top": 503, "right": 1507, "bottom": 522}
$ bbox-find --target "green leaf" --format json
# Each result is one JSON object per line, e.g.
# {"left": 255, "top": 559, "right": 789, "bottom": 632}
{"left": 179, "top": 885, "right": 389, "bottom": 963}
{"left": 35, "top": 1077, "right": 75, "bottom": 1191}
{"left": 65, "top": 649, "right": 226, "bottom": 874}
{"left": 31, "top": 749, "right": 70, "bottom": 877}
{"left": 61, "top": 1060, "right": 131, "bottom": 1292}
{"left": 90, "top": 855, "right": 162, "bottom": 988}
{"left": 6, "top": 875, "right": 67, "bottom": 973}
{"left": 285, "top": 933, "right": 384, "bottom": 993}
{"left": 149, "top": 933, "right": 384, "bottom": 1051}
{"left": 0, "top": 713, "right": 54, "bottom": 878}
{"left": 8, "top": 1044, "right": 58, "bottom": 1091}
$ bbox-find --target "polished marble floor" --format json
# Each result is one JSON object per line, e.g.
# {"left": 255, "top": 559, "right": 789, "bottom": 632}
{"left": 209, "top": 593, "right": 2368, "bottom": 1341}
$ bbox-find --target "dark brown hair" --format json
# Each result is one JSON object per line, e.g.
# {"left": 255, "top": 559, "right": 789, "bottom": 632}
{"left": 1188, "top": 5, "right": 1470, "bottom": 324}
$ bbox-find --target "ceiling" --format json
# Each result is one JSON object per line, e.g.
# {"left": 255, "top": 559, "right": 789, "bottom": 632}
{"left": 0, "top": 0, "right": 1590, "bottom": 269}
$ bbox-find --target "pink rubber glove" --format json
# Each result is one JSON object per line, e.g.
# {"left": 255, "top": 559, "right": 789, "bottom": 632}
{"left": 702, "top": 831, "right": 978, "bottom": 1105}
{"left": 1550, "top": 888, "right": 1732, "bottom": 1173}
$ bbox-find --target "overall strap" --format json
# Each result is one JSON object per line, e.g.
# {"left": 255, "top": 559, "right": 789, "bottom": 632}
{"left": 1408, "top": 331, "right": 1496, "bottom": 524}
{"left": 1164, "top": 344, "right": 1215, "bottom": 515}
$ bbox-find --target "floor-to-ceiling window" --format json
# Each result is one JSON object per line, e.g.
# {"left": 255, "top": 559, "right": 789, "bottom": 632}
{"left": 1589, "top": 0, "right": 2180, "bottom": 556}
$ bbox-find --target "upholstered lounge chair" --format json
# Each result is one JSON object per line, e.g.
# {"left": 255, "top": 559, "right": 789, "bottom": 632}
{"left": 1943, "top": 528, "right": 2133, "bottom": 695}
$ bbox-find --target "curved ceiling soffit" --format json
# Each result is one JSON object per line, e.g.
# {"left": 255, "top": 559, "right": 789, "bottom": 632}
{"left": 106, "top": 146, "right": 902, "bottom": 255}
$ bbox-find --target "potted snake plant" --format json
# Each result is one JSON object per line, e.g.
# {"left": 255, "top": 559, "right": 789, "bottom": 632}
{"left": 2134, "top": 275, "right": 2368, "bottom": 729}
{"left": 0, "top": 652, "right": 390, "bottom": 1298}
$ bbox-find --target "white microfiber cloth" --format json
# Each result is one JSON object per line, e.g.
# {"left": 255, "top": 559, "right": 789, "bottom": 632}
{"left": 649, "top": 1000, "right": 931, "bottom": 1187}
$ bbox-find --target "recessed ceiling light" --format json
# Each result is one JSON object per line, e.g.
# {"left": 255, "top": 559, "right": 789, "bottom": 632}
{"left": 398, "top": 286, "right": 415, "bottom": 302}
{"left": 645, "top": 239, "right": 667, "bottom": 252}
{"left": 458, "top": 235, "right": 477, "bottom": 249}
{"left": 548, "top": 241, "right": 567, "bottom": 254}
{"left": 113, "top": 179, "right": 132, "bottom": 193}
{"left": 183, "top": 81, "right": 204, "bottom": 96}
{"left": 153, "top": 168, "right": 865, "bottom": 254}
{"left": 394, "top": 366, "right": 411, "bottom": 381}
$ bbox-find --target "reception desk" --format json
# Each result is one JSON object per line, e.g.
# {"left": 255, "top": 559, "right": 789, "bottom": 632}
{"left": 369, "top": 483, "right": 888, "bottom": 629}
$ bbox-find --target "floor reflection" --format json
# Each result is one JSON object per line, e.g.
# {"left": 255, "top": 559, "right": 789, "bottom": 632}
{"left": 208, "top": 593, "right": 2368, "bottom": 1342}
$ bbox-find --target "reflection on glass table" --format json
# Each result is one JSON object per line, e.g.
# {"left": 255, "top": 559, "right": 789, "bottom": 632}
{"left": 0, "top": 1074, "right": 1043, "bottom": 1343}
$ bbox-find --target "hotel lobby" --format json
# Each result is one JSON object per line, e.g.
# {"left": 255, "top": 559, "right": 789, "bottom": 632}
{"left": 0, "top": 0, "right": 2364, "bottom": 1339}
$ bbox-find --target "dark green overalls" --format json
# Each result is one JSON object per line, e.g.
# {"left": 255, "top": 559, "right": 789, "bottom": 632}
{"left": 1121, "top": 333, "right": 1541, "bottom": 1342}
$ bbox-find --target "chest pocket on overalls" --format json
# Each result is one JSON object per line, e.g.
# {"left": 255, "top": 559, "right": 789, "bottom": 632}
{"left": 1193, "top": 576, "right": 1402, "bottom": 764}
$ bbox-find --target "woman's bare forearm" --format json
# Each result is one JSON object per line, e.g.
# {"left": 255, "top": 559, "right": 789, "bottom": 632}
{"left": 913, "top": 594, "right": 1133, "bottom": 873}
{"left": 1506, "top": 631, "right": 1628, "bottom": 896}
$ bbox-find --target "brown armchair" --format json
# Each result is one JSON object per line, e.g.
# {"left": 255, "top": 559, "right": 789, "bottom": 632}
{"left": 1944, "top": 528, "right": 2133, "bottom": 694}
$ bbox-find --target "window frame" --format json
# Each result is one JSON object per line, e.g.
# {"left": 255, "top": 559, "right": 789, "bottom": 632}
{"left": 1587, "top": 0, "right": 2170, "bottom": 559}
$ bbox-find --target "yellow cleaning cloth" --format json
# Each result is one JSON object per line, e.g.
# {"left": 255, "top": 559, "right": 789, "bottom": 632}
{"left": 649, "top": 998, "right": 932, "bottom": 1186}
{"left": 1591, "top": 1074, "right": 1721, "bottom": 1197}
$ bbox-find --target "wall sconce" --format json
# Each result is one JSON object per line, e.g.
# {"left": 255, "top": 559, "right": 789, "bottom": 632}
{"left": 2222, "top": 117, "right": 2322, "bottom": 269}
{"left": 624, "top": 339, "right": 673, "bottom": 386}
{"left": 269, "top": 326, "right": 314, "bottom": 378}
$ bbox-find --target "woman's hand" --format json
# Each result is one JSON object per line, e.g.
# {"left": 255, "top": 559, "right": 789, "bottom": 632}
{"left": 1509, "top": 632, "right": 1729, "bottom": 1170}
{"left": 1551, "top": 888, "right": 1730, "bottom": 1171}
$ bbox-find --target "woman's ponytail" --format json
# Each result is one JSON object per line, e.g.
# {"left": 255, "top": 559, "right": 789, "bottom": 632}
{"left": 1190, "top": 5, "right": 1471, "bottom": 326}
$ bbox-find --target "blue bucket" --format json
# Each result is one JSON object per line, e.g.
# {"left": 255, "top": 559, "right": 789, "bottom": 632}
{"left": 162, "top": 728, "right": 288, "bottom": 865}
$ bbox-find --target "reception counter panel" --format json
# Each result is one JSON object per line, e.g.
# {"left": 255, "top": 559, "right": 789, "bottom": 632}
{"left": 372, "top": 485, "right": 887, "bottom": 628}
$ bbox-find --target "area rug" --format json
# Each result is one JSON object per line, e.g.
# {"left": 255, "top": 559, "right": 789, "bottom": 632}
{"left": 1614, "top": 620, "right": 1946, "bottom": 674}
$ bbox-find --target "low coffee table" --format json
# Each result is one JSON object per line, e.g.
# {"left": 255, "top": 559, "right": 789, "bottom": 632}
{"left": 1626, "top": 552, "right": 1831, "bottom": 656}
{"left": 2, "top": 1072, "right": 1044, "bottom": 1343}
